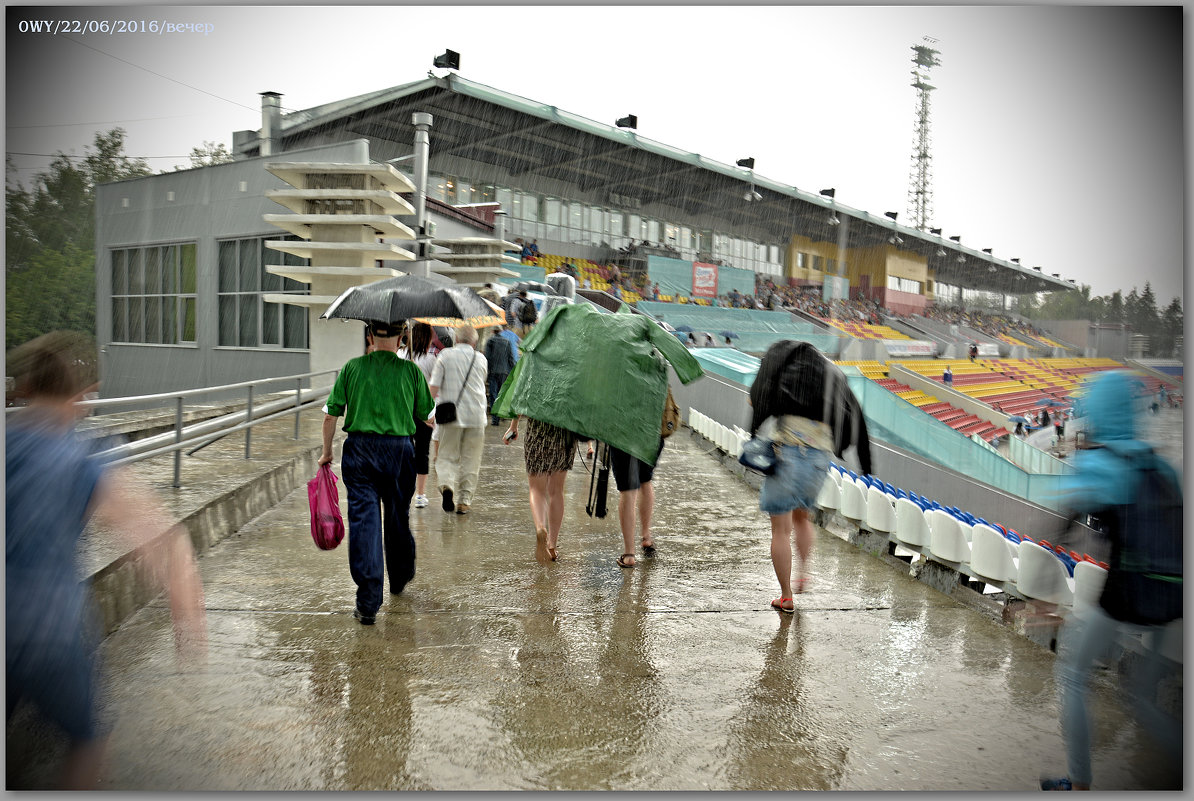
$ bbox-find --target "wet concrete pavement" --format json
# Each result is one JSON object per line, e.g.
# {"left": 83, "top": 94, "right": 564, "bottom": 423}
{"left": 11, "top": 423, "right": 1181, "bottom": 791}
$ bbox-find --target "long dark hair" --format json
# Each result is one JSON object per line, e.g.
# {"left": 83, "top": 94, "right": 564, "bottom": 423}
{"left": 409, "top": 322, "right": 433, "bottom": 357}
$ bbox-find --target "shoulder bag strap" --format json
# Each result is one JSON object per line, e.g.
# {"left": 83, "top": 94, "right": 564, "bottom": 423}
{"left": 455, "top": 350, "right": 478, "bottom": 404}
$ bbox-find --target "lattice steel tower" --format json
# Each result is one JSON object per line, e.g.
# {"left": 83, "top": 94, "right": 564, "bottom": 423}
{"left": 906, "top": 38, "right": 941, "bottom": 231}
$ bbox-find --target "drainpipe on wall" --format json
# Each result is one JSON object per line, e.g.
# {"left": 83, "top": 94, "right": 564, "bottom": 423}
{"left": 410, "top": 112, "right": 433, "bottom": 278}
{"left": 260, "top": 91, "right": 282, "bottom": 157}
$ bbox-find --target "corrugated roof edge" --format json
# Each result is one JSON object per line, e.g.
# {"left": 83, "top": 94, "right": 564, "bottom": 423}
{"left": 252, "top": 74, "right": 1067, "bottom": 291}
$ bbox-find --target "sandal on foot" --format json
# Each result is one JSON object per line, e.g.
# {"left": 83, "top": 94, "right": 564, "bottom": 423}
{"left": 794, "top": 577, "right": 809, "bottom": 594}
{"left": 617, "top": 553, "right": 636, "bottom": 568}
{"left": 770, "top": 597, "right": 795, "bottom": 613}
{"left": 641, "top": 539, "right": 656, "bottom": 555}
{"left": 548, "top": 546, "right": 558, "bottom": 562}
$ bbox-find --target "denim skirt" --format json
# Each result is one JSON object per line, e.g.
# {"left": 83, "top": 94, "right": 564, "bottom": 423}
{"left": 759, "top": 443, "right": 830, "bottom": 515}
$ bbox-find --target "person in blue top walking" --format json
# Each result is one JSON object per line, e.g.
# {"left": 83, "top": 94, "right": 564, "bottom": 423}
{"left": 6, "top": 332, "right": 207, "bottom": 788}
{"left": 1041, "top": 370, "right": 1182, "bottom": 791}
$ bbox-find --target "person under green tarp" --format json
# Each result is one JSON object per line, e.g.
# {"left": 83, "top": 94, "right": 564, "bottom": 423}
{"left": 491, "top": 302, "right": 703, "bottom": 466}
{"left": 492, "top": 302, "right": 704, "bottom": 565}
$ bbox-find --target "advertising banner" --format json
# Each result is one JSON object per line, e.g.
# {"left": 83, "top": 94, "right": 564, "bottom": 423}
{"left": 692, "top": 262, "right": 718, "bottom": 299}
{"left": 883, "top": 340, "right": 937, "bottom": 357}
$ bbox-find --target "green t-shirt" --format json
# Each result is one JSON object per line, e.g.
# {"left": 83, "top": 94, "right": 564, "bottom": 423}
{"left": 326, "top": 351, "right": 435, "bottom": 436}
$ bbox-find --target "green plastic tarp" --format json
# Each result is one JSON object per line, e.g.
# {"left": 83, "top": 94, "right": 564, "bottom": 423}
{"left": 491, "top": 303, "right": 704, "bottom": 465}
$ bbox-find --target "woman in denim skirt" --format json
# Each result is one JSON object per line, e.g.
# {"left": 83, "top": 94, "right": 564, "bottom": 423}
{"left": 749, "top": 341, "right": 872, "bottom": 612}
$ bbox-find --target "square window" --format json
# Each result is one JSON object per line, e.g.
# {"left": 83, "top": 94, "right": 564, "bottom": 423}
{"left": 181, "top": 298, "right": 196, "bottom": 342}
{"left": 283, "top": 305, "right": 307, "bottom": 349}
{"left": 111, "top": 250, "right": 127, "bottom": 295}
{"left": 112, "top": 297, "right": 127, "bottom": 341}
{"left": 181, "top": 244, "right": 197, "bottom": 294}
{"left": 238, "top": 296, "right": 258, "bottom": 347}
{"left": 218, "top": 295, "right": 237, "bottom": 345}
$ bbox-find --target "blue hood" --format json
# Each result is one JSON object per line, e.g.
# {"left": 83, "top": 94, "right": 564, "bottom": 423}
{"left": 1080, "top": 370, "right": 1143, "bottom": 443}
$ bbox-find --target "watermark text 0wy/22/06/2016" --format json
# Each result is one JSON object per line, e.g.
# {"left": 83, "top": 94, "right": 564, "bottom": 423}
{"left": 15, "top": 19, "right": 215, "bottom": 35}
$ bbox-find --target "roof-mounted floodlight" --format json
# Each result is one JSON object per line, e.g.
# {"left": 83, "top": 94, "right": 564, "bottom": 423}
{"left": 820, "top": 188, "right": 836, "bottom": 198}
{"left": 930, "top": 227, "right": 942, "bottom": 236}
{"left": 736, "top": 157, "right": 755, "bottom": 169}
{"left": 884, "top": 211, "right": 899, "bottom": 221}
{"left": 433, "top": 49, "right": 460, "bottom": 70}
{"left": 828, "top": 214, "right": 841, "bottom": 226}
{"left": 949, "top": 235, "right": 961, "bottom": 243}
{"left": 616, "top": 115, "right": 637, "bottom": 129}
{"left": 982, "top": 248, "right": 993, "bottom": 255}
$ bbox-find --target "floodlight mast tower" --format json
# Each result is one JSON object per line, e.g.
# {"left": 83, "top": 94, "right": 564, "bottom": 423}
{"left": 906, "top": 37, "right": 941, "bottom": 231}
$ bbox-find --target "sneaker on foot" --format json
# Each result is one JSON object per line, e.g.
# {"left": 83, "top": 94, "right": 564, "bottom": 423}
{"left": 441, "top": 487, "right": 455, "bottom": 512}
{"left": 413, "top": 494, "right": 428, "bottom": 508}
{"left": 456, "top": 503, "right": 471, "bottom": 515}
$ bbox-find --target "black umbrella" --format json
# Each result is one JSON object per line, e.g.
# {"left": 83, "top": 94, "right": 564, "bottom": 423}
{"left": 719, "top": 330, "right": 740, "bottom": 339}
{"left": 321, "top": 275, "right": 494, "bottom": 326}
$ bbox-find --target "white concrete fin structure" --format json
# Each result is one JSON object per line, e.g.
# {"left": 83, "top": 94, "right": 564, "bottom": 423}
{"left": 429, "top": 237, "right": 521, "bottom": 288}
{"left": 262, "top": 161, "right": 418, "bottom": 375}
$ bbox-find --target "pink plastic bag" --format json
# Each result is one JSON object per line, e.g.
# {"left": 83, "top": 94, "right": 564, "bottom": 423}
{"left": 307, "top": 464, "right": 345, "bottom": 550}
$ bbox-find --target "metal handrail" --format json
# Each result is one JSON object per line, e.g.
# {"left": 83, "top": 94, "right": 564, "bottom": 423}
{"left": 4, "top": 368, "right": 340, "bottom": 414}
{"left": 103, "top": 395, "right": 331, "bottom": 468}
{"left": 7, "top": 369, "right": 340, "bottom": 488}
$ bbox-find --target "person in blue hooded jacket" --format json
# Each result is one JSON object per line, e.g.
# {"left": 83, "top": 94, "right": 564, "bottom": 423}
{"left": 1041, "top": 370, "right": 1182, "bottom": 791}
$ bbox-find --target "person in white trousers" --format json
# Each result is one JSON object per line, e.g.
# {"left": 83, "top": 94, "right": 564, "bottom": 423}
{"left": 429, "top": 325, "right": 489, "bottom": 515}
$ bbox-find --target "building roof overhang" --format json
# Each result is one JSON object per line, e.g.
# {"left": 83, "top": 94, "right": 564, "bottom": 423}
{"left": 236, "top": 74, "right": 1073, "bottom": 295}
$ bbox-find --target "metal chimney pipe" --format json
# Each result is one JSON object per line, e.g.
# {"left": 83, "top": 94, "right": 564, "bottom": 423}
{"left": 260, "top": 91, "right": 282, "bottom": 157}
{"left": 410, "top": 112, "right": 433, "bottom": 277}
{"left": 493, "top": 209, "right": 507, "bottom": 242}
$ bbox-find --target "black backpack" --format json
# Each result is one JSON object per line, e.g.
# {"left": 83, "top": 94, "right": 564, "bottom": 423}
{"left": 1094, "top": 448, "right": 1183, "bottom": 625}
{"left": 518, "top": 298, "right": 537, "bottom": 325}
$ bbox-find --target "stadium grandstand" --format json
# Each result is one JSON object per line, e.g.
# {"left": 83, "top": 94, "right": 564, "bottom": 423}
{"left": 96, "top": 71, "right": 1180, "bottom": 446}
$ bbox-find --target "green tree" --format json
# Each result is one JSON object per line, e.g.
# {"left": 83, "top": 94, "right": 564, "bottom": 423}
{"left": 1105, "top": 290, "right": 1125, "bottom": 323}
{"left": 1158, "top": 297, "right": 1183, "bottom": 357}
{"left": 185, "top": 141, "right": 233, "bottom": 169}
{"left": 5, "top": 128, "right": 150, "bottom": 351}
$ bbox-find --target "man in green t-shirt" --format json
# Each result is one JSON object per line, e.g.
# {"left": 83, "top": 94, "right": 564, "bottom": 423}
{"left": 319, "top": 321, "right": 435, "bottom": 625}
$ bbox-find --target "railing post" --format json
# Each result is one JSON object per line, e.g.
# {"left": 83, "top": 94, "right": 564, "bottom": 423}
{"left": 245, "top": 386, "right": 253, "bottom": 459}
{"left": 294, "top": 378, "right": 302, "bottom": 439}
{"left": 173, "top": 396, "right": 183, "bottom": 488}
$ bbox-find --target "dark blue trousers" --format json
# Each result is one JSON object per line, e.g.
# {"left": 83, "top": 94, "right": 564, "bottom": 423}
{"left": 341, "top": 432, "right": 416, "bottom": 615}
{"left": 487, "top": 372, "right": 508, "bottom": 422}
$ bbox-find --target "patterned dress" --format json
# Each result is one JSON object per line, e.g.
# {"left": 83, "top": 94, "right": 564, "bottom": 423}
{"left": 523, "top": 417, "right": 579, "bottom": 475}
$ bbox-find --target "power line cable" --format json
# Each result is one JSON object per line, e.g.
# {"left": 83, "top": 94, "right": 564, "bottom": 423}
{"left": 8, "top": 151, "right": 191, "bottom": 161}
{"left": 59, "top": 34, "right": 258, "bottom": 113}
{"left": 7, "top": 113, "right": 217, "bottom": 130}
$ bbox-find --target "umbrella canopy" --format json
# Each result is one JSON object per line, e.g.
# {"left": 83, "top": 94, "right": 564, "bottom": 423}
{"left": 1007, "top": 415, "right": 1032, "bottom": 424}
{"left": 1035, "top": 398, "right": 1065, "bottom": 407}
{"left": 321, "top": 275, "right": 496, "bottom": 326}
{"left": 415, "top": 298, "right": 506, "bottom": 329}
{"left": 719, "top": 330, "right": 740, "bottom": 339}
{"left": 674, "top": 324, "right": 694, "bottom": 333}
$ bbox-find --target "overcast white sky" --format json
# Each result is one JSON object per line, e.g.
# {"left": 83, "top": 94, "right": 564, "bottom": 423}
{"left": 5, "top": 4, "right": 1185, "bottom": 306}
